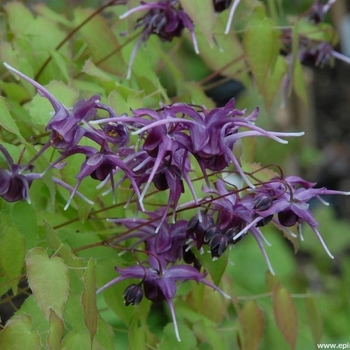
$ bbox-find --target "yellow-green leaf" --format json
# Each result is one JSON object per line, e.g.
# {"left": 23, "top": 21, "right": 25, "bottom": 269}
{"left": 82, "top": 259, "right": 98, "bottom": 344}
{"left": 243, "top": 12, "right": 279, "bottom": 95}
{"left": 26, "top": 247, "right": 69, "bottom": 320}
{"left": 61, "top": 331, "right": 91, "bottom": 350}
{"left": 240, "top": 301, "right": 264, "bottom": 350}
{"left": 74, "top": 8, "right": 124, "bottom": 75}
{"left": 273, "top": 285, "right": 298, "bottom": 349}
{"left": 0, "top": 314, "right": 41, "bottom": 350}
{"left": 46, "top": 309, "right": 64, "bottom": 350}
{"left": 293, "top": 60, "right": 308, "bottom": 105}
{"left": 197, "top": 17, "right": 248, "bottom": 84}
{"left": 45, "top": 222, "right": 85, "bottom": 278}
{"left": 0, "top": 225, "right": 26, "bottom": 294}
{"left": 264, "top": 55, "right": 288, "bottom": 109}
{"left": 0, "top": 97, "right": 24, "bottom": 140}
{"left": 4, "top": 2, "right": 35, "bottom": 36}
{"left": 265, "top": 271, "right": 280, "bottom": 291}
{"left": 305, "top": 296, "right": 323, "bottom": 344}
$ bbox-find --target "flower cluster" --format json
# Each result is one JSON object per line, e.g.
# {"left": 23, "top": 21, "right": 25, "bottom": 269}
{"left": 97, "top": 215, "right": 230, "bottom": 341}
{"left": 3, "top": 62, "right": 349, "bottom": 341}
{"left": 280, "top": 0, "right": 350, "bottom": 68}
{"left": 120, "top": 0, "right": 198, "bottom": 78}
{"left": 97, "top": 174, "right": 349, "bottom": 340}
{"left": 119, "top": 0, "right": 241, "bottom": 78}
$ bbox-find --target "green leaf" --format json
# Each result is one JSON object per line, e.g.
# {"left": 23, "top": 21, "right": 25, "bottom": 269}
{"left": 273, "top": 285, "right": 298, "bottom": 349}
{"left": 293, "top": 60, "right": 308, "bottom": 105}
{"left": 305, "top": 296, "right": 323, "bottom": 344}
{"left": 0, "top": 224, "right": 26, "bottom": 294}
{"left": 192, "top": 318, "right": 226, "bottom": 350}
{"left": 128, "top": 317, "right": 147, "bottom": 350}
{"left": 4, "top": 2, "right": 35, "bottom": 36}
{"left": 33, "top": 3, "right": 74, "bottom": 27}
{"left": 243, "top": 12, "right": 279, "bottom": 96}
{"left": 179, "top": 0, "right": 215, "bottom": 48}
{"left": 0, "top": 314, "right": 41, "bottom": 350}
{"left": 158, "top": 322, "right": 197, "bottom": 350}
{"left": 297, "top": 19, "right": 336, "bottom": 42}
{"left": 239, "top": 301, "right": 264, "bottom": 350}
{"left": 73, "top": 8, "right": 124, "bottom": 75}
{"left": 196, "top": 247, "right": 228, "bottom": 286}
{"left": 64, "top": 293, "right": 87, "bottom": 332}
{"left": 26, "top": 247, "right": 69, "bottom": 320}
{"left": 82, "top": 59, "right": 114, "bottom": 81}
{"left": 61, "top": 331, "right": 91, "bottom": 350}
{"left": 179, "top": 81, "right": 216, "bottom": 107}
{"left": 0, "top": 81, "right": 30, "bottom": 103}
{"left": 12, "top": 201, "right": 39, "bottom": 250}
{"left": 46, "top": 309, "right": 64, "bottom": 350}
{"left": 82, "top": 259, "right": 98, "bottom": 345}
{"left": 265, "top": 271, "right": 280, "bottom": 291}
{"left": 197, "top": 17, "right": 248, "bottom": 83}
{"left": 0, "top": 97, "right": 24, "bottom": 140}
{"left": 93, "top": 318, "right": 116, "bottom": 350}
{"left": 264, "top": 55, "right": 288, "bottom": 108}
{"left": 45, "top": 223, "right": 85, "bottom": 278}
{"left": 50, "top": 50, "right": 71, "bottom": 82}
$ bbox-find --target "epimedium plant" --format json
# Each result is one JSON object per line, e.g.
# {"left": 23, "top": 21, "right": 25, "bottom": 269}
{"left": 0, "top": 0, "right": 349, "bottom": 349}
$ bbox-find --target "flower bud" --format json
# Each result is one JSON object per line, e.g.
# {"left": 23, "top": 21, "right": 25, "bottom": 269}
{"left": 254, "top": 195, "right": 273, "bottom": 211}
{"left": 209, "top": 233, "right": 229, "bottom": 258}
{"left": 278, "top": 209, "right": 298, "bottom": 227}
{"left": 123, "top": 283, "right": 143, "bottom": 306}
{"left": 213, "top": 0, "right": 233, "bottom": 13}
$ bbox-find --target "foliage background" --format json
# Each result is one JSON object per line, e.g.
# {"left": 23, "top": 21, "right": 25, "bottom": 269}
{"left": 0, "top": 0, "right": 350, "bottom": 349}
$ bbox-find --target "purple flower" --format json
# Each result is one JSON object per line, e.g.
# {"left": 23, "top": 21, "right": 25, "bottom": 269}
{"left": 0, "top": 145, "right": 41, "bottom": 203}
{"left": 4, "top": 63, "right": 129, "bottom": 151}
{"left": 305, "top": 0, "right": 338, "bottom": 23}
{"left": 119, "top": 0, "right": 198, "bottom": 78}
{"left": 97, "top": 258, "right": 229, "bottom": 342}
{"left": 4, "top": 63, "right": 96, "bottom": 150}
{"left": 201, "top": 180, "right": 275, "bottom": 270}
{"left": 186, "top": 210, "right": 215, "bottom": 250}
{"left": 108, "top": 213, "right": 188, "bottom": 264}
{"left": 47, "top": 145, "right": 143, "bottom": 210}
{"left": 100, "top": 213, "right": 230, "bottom": 340}
{"left": 163, "top": 99, "right": 303, "bottom": 188}
{"left": 237, "top": 176, "right": 350, "bottom": 259}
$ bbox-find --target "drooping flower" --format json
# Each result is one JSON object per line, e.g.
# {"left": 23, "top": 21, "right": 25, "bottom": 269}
{"left": 47, "top": 145, "right": 143, "bottom": 210}
{"left": 235, "top": 176, "right": 350, "bottom": 259}
{"left": 4, "top": 63, "right": 129, "bottom": 151}
{"left": 305, "top": 0, "right": 338, "bottom": 23}
{"left": 119, "top": 0, "right": 198, "bottom": 78}
{"left": 0, "top": 145, "right": 41, "bottom": 203}
{"left": 97, "top": 258, "right": 229, "bottom": 342}
{"left": 100, "top": 213, "right": 230, "bottom": 340}
{"left": 156, "top": 99, "right": 303, "bottom": 188}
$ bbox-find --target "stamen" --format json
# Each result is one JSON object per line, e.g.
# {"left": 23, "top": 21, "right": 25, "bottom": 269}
{"left": 225, "top": 0, "right": 242, "bottom": 34}
{"left": 166, "top": 298, "right": 181, "bottom": 342}
{"left": 313, "top": 227, "right": 334, "bottom": 259}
